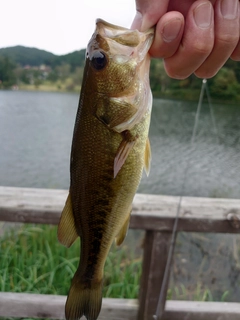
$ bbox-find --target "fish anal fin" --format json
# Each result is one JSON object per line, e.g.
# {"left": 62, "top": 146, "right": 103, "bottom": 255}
{"left": 57, "top": 193, "right": 78, "bottom": 248}
{"left": 144, "top": 137, "right": 151, "bottom": 176}
{"left": 114, "top": 131, "right": 137, "bottom": 178}
{"left": 115, "top": 209, "right": 131, "bottom": 246}
{"left": 65, "top": 274, "right": 103, "bottom": 320}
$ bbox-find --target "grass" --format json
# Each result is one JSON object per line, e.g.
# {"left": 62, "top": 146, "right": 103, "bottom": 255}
{"left": 168, "top": 282, "right": 229, "bottom": 302}
{"left": 0, "top": 224, "right": 141, "bottom": 298}
{"left": 0, "top": 224, "right": 231, "bottom": 320}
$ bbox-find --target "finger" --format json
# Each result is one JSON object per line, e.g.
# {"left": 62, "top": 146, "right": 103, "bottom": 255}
{"left": 149, "top": 12, "right": 185, "bottom": 59}
{"left": 164, "top": 0, "right": 214, "bottom": 79}
{"left": 167, "top": 0, "right": 217, "bottom": 17}
{"left": 195, "top": 0, "right": 240, "bottom": 78}
{"left": 231, "top": 2, "right": 240, "bottom": 61}
{"left": 231, "top": 40, "right": 240, "bottom": 61}
{"left": 131, "top": 0, "right": 169, "bottom": 31}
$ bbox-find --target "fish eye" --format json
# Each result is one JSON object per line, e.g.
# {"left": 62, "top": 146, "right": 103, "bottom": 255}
{"left": 90, "top": 51, "right": 107, "bottom": 70}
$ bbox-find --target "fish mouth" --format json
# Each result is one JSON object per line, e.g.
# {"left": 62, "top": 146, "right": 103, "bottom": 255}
{"left": 96, "top": 19, "right": 131, "bottom": 32}
{"left": 87, "top": 19, "right": 154, "bottom": 64}
{"left": 95, "top": 18, "right": 154, "bottom": 49}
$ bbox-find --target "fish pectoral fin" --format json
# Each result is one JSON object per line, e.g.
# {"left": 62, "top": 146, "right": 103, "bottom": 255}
{"left": 57, "top": 193, "right": 78, "bottom": 248}
{"left": 114, "top": 131, "right": 137, "bottom": 178}
{"left": 144, "top": 137, "right": 151, "bottom": 176}
{"left": 115, "top": 208, "right": 131, "bottom": 246}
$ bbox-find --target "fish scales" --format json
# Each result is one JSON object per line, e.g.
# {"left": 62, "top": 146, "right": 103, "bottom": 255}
{"left": 58, "top": 19, "right": 154, "bottom": 320}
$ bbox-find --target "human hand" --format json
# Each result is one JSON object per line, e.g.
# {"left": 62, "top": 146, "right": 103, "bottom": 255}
{"left": 131, "top": 0, "right": 240, "bottom": 79}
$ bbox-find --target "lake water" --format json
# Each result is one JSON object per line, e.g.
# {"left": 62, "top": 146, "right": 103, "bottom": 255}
{"left": 1, "top": 90, "right": 240, "bottom": 198}
{"left": 0, "top": 90, "right": 240, "bottom": 301}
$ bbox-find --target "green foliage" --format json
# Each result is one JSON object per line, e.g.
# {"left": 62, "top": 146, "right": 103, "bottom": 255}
{"left": 0, "top": 46, "right": 55, "bottom": 67}
{"left": 0, "top": 45, "right": 240, "bottom": 101}
{"left": 46, "top": 50, "right": 86, "bottom": 71}
{"left": 15, "top": 68, "right": 30, "bottom": 84}
{"left": 0, "top": 224, "right": 140, "bottom": 298}
{"left": 0, "top": 46, "right": 85, "bottom": 89}
{"left": 0, "top": 45, "right": 86, "bottom": 70}
{"left": 150, "top": 58, "right": 240, "bottom": 102}
{"left": 225, "top": 58, "right": 240, "bottom": 82}
{"left": 150, "top": 59, "right": 170, "bottom": 94}
{"left": 168, "top": 283, "right": 229, "bottom": 302}
{"left": 0, "top": 225, "right": 234, "bottom": 320}
{"left": 209, "top": 67, "right": 240, "bottom": 100}
{"left": 55, "top": 63, "right": 71, "bottom": 80}
{"left": 0, "top": 56, "right": 16, "bottom": 87}
{"left": 104, "top": 246, "right": 141, "bottom": 298}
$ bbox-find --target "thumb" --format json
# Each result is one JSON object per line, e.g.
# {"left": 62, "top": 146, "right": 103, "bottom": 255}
{"left": 131, "top": 0, "right": 170, "bottom": 31}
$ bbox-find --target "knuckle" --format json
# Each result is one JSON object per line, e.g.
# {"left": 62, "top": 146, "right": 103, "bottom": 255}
{"left": 217, "top": 33, "right": 239, "bottom": 46}
{"left": 164, "top": 65, "right": 190, "bottom": 79}
{"left": 161, "top": 49, "right": 178, "bottom": 59}
{"left": 150, "top": 38, "right": 180, "bottom": 59}
{"left": 192, "top": 41, "right": 213, "bottom": 55}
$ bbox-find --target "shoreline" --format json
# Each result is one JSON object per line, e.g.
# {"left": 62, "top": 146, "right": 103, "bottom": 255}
{"left": 1, "top": 86, "right": 240, "bottom": 105}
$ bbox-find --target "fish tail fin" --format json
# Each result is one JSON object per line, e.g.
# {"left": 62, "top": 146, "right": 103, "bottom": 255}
{"left": 65, "top": 275, "right": 103, "bottom": 320}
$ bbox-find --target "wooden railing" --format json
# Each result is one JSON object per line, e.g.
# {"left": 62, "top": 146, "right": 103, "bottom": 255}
{"left": 1, "top": 186, "right": 240, "bottom": 320}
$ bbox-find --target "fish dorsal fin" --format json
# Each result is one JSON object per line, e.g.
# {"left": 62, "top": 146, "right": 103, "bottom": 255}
{"left": 115, "top": 208, "right": 131, "bottom": 246}
{"left": 144, "top": 138, "right": 151, "bottom": 176}
{"left": 57, "top": 193, "right": 78, "bottom": 248}
{"left": 114, "top": 138, "right": 136, "bottom": 178}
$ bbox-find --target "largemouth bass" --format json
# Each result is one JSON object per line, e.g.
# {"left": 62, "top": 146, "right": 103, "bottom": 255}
{"left": 58, "top": 19, "right": 154, "bottom": 320}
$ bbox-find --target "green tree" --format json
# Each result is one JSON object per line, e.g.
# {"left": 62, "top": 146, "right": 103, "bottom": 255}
{"left": 47, "top": 69, "right": 58, "bottom": 82}
{"left": 225, "top": 59, "right": 240, "bottom": 83}
{"left": 20, "top": 69, "right": 31, "bottom": 84}
{"left": 72, "top": 67, "right": 84, "bottom": 86}
{"left": 150, "top": 59, "right": 170, "bottom": 95}
{"left": 56, "top": 63, "right": 71, "bottom": 81}
{"left": 0, "top": 56, "right": 16, "bottom": 87}
{"left": 210, "top": 67, "right": 240, "bottom": 100}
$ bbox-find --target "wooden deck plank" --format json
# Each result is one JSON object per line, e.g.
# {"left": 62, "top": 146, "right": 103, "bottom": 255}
{"left": 0, "top": 293, "right": 137, "bottom": 320}
{"left": 0, "top": 186, "right": 240, "bottom": 233}
{"left": 0, "top": 293, "right": 240, "bottom": 320}
{"left": 163, "top": 300, "right": 240, "bottom": 320}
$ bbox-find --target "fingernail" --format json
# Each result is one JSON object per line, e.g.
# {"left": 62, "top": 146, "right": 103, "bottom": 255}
{"left": 194, "top": 2, "right": 212, "bottom": 29}
{"left": 131, "top": 11, "right": 143, "bottom": 30}
{"left": 220, "top": 0, "right": 238, "bottom": 19}
{"left": 162, "top": 19, "right": 182, "bottom": 43}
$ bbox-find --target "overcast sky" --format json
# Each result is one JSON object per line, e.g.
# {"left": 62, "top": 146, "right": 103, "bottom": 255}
{"left": 1, "top": 0, "right": 136, "bottom": 55}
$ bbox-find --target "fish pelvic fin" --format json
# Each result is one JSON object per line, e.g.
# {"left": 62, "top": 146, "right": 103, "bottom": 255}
{"left": 115, "top": 208, "right": 131, "bottom": 246}
{"left": 144, "top": 137, "right": 151, "bottom": 176}
{"left": 57, "top": 192, "right": 78, "bottom": 248}
{"left": 65, "top": 276, "right": 103, "bottom": 320}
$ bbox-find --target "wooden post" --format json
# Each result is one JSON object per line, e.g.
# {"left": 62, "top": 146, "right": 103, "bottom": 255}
{"left": 138, "top": 230, "right": 172, "bottom": 320}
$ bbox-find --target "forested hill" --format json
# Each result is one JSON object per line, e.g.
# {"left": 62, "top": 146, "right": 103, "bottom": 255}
{"left": 0, "top": 45, "right": 240, "bottom": 102}
{"left": 45, "top": 49, "right": 86, "bottom": 70}
{"left": 0, "top": 46, "right": 55, "bottom": 66}
{"left": 0, "top": 45, "right": 86, "bottom": 70}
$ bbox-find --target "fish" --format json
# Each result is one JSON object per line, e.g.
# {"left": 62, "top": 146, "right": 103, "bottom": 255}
{"left": 57, "top": 19, "right": 154, "bottom": 320}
